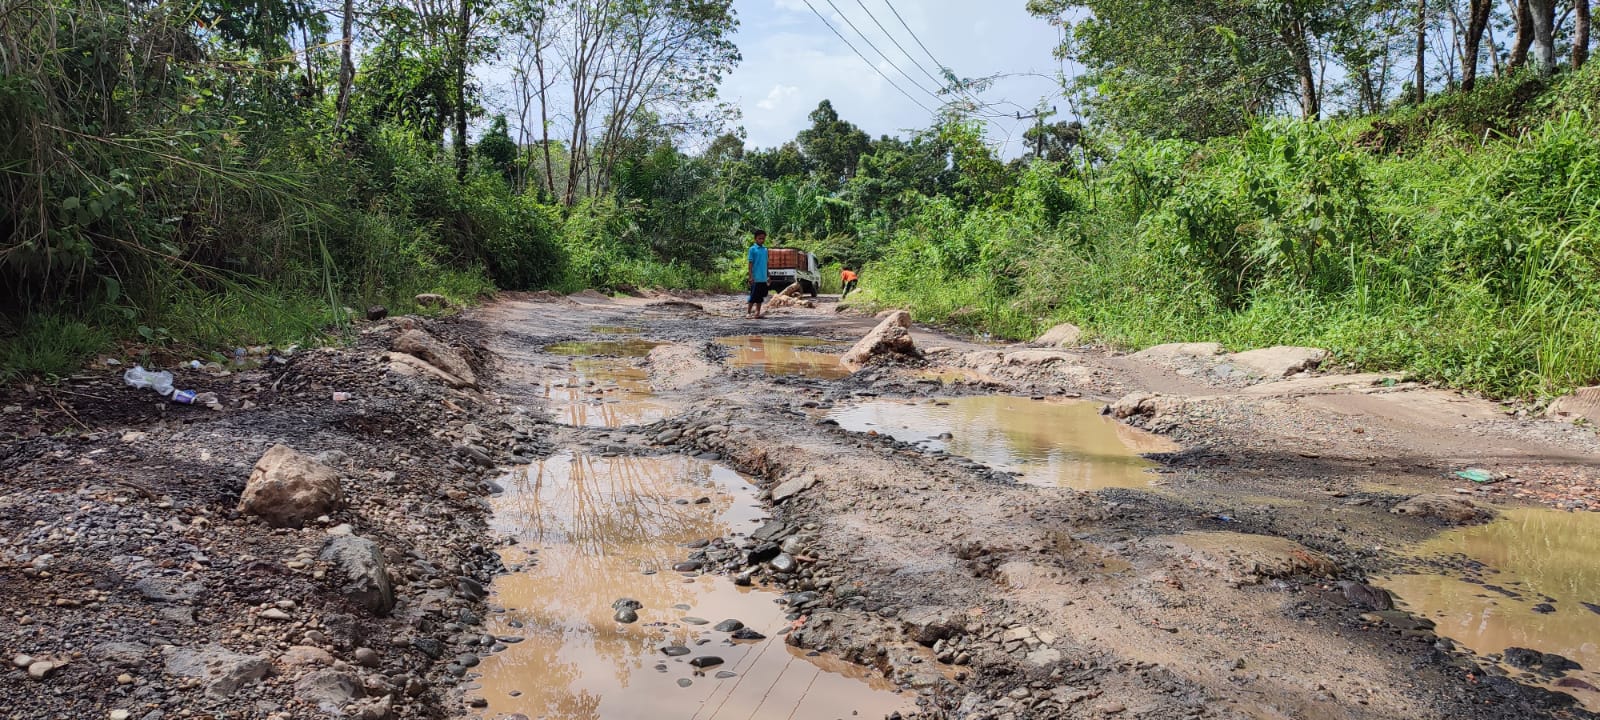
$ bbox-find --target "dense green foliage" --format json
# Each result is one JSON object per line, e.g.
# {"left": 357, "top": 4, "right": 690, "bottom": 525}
{"left": 862, "top": 66, "right": 1600, "bottom": 398}
{"left": 3, "top": 0, "right": 1596, "bottom": 402}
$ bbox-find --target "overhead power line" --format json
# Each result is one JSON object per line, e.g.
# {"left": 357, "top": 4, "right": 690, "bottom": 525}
{"left": 799, "top": 0, "right": 936, "bottom": 115}
{"left": 849, "top": 0, "right": 946, "bottom": 89}
{"left": 821, "top": 0, "right": 944, "bottom": 101}
{"left": 883, "top": 0, "right": 951, "bottom": 77}
{"left": 864, "top": 0, "right": 1015, "bottom": 121}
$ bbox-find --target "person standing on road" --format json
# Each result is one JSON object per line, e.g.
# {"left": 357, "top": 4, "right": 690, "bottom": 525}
{"left": 841, "top": 267, "right": 858, "bottom": 299}
{"left": 746, "top": 230, "right": 770, "bottom": 319}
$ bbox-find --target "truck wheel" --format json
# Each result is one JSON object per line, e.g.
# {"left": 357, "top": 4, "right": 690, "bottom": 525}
{"left": 800, "top": 280, "right": 817, "bottom": 297}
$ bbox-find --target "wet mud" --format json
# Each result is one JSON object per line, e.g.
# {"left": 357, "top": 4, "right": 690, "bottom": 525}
{"left": 469, "top": 453, "right": 909, "bottom": 719}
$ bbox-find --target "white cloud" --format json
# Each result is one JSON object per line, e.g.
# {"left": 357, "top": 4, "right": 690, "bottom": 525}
{"left": 756, "top": 84, "right": 801, "bottom": 111}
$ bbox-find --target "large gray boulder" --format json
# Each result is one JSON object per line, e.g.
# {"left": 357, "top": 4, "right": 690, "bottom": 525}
{"left": 392, "top": 329, "right": 477, "bottom": 388}
{"left": 163, "top": 645, "right": 271, "bottom": 698}
{"left": 239, "top": 445, "right": 343, "bottom": 528}
{"left": 320, "top": 535, "right": 395, "bottom": 616}
{"left": 841, "top": 311, "right": 918, "bottom": 371}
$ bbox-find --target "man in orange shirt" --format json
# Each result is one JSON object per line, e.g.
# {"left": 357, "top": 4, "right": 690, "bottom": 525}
{"left": 841, "top": 267, "right": 858, "bottom": 299}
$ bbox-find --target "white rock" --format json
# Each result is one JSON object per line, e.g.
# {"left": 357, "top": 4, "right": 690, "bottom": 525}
{"left": 238, "top": 445, "right": 344, "bottom": 529}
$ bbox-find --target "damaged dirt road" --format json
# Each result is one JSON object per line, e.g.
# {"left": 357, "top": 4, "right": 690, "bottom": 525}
{"left": 4, "top": 290, "right": 1600, "bottom": 720}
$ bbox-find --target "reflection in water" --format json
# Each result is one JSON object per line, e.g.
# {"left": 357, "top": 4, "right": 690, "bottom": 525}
{"left": 540, "top": 359, "right": 674, "bottom": 428}
{"left": 474, "top": 453, "right": 910, "bottom": 720}
{"left": 713, "top": 336, "right": 850, "bottom": 380}
{"left": 546, "top": 339, "right": 663, "bottom": 357}
{"left": 1378, "top": 509, "right": 1600, "bottom": 706}
{"left": 828, "top": 397, "right": 1178, "bottom": 490}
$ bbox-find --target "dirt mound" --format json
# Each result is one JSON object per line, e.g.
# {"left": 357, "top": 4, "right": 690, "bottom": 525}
{"left": 1161, "top": 531, "right": 1339, "bottom": 584}
{"left": 1391, "top": 494, "right": 1498, "bottom": 525}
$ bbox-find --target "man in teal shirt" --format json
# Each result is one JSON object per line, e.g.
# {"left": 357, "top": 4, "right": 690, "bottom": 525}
{"left": 746, "top": 229, "right": 769, "bottom": 319}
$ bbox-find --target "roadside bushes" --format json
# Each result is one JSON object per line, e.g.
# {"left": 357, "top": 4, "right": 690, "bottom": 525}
{"left": 862, "top": 67, "right": 1600, "bottom": 398}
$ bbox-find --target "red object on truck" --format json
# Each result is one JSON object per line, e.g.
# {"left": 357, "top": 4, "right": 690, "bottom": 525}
{"left": 768, "top": 248, "right": 803, "bottom": 271}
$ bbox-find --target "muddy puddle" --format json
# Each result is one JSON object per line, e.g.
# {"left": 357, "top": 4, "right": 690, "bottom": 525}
{"left": 714, "top": 336, "right": 850, "bottom": 380}
{"left": 1377, "top": 508, "right": 1600, "bottom": 707}
{"left": 538, "top": 359, "right": 675, "bottom": 428}
{"left": 469, "top": 452, "right": 911, "bottom": 720}
{"left": 828, "top": 397, "right": 1178, "bottom": 490}
{"left": 546, "top": 339, "right": 663, "bottom": 357}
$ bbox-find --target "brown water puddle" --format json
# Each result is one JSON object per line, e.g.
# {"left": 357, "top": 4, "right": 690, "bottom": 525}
{"left": 713, "top": 336, "right": 850, "bottom": 380}
{"left": 546, "top": 339, "right": 663, "bottom": 357}
{"left": 828, "top": 397, "right": 1178, "bottom": 490}
{"left": 539, "top": 359, "right": 675, "bottom": 428}
{"left": 469, "top": 452, "right": 911, "bottom": 720}
{"left": 1377, "top": 508, "right": 1600, "bottom": 708}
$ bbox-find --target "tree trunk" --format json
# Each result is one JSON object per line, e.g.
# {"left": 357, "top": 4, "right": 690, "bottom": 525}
{"left": 1462, "top": 0, "right": 1493, "bottom": 89}
{"left": 1576, "top": 0, "right": 1591, "bottom": 69}
{"left": 334, "top": 0, "right": 355, "bottom": 131}
{"left": 1416, "top": 0, "right": 1428, "bottom": 102}
{"left": 1285, "top": 15, "right": 1319, "bottom": 119}
{"left": 1510, "top": 0, "right": 1534, "bottom": 69}
{"left": 1358, "top": 66, "right": 1377, "bottom": 114}
{"left": 453, "top": 0, "right": 472, "bottom": 181}
{"left": 1528, "top": 0, "right": 1557, "bottom": 74}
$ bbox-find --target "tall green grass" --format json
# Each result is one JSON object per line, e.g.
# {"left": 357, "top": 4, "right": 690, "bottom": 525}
{"left": 866, "top": 66, "right": 1600, "bottom": 399}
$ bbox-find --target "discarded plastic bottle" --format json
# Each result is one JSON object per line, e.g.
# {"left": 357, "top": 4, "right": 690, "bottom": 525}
{"left": 172, "top": 390, "right": 197, "bottom": 404}
{"left": 124, "top": 366, "right": 175, "bottom": 397}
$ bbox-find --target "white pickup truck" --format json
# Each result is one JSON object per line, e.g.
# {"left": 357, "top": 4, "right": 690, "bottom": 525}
{"left": 765, "top": 248, "right": 821, "bottom": 296}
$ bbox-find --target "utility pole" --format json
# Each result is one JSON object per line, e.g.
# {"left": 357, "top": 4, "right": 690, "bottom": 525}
{"left": 1015, "top": 106, "right": 1056, "bottom": 160}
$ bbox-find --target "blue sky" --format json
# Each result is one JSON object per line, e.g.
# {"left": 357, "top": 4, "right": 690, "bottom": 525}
{"left": 719, "top": 0, "right": 1075, "bottom": 157}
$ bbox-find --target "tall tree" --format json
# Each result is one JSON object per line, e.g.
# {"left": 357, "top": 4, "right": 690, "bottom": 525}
{"left": 1510, "top": 0, "right": 1534, "bottom": 69}
{"left": 335, "top": 0, "right": 356, "bottom": 129}
{"left": 1415, "top": 0, "right": 1427, "bottom": 102}
{"left": 1461, "top": 0, "right": 1494, "bottom": 89}
{"left": 1527, "top": 0, "right": 1558, "bottom": 74}
{"left": 557, "top": 0, "right": 739, "bottom": 205}
{"left": 796, "top": 100, "right": 871, "bottom": 186}
{"left": 1574, "top": 0, "right": 1591, "bottom": 68}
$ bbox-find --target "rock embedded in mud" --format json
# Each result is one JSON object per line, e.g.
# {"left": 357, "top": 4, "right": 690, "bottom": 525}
{"left": 661, "top": 646, "right": 691, "bottom": 657}
{"left": 295, "top": 668, "right": 366, "bottom": 711}
{"left": 689, "top": 656, "right": 724, "bottom": 669}
{"left": 614, "top": 607, "right": 639, "bottom": 624}
{"left": 392, "top": 329, "right": 477, "bottom": 388}
{"left": 163, "top": 645, "right": 272, "bottom": 698}
{"left": 1106, "top": 392, "right": 1186, "bottom": 422}
{"left": 768, "top": 553, "right": 798, "bottom": 574}
{"left": 319, "top": 535, "right": 396, "bottom": 617}
{"left": 900, "top": 606, "right": 962, "bottom": 646}
{"left": 841, "top": 312, "right": 919, "bottom": 372}
{"left": 366, "top": 305, "right": 389, "bottom": 321}
{"left": 1338, "top": 581, "right": 1395, "bottom": 611}
{"left": 770, "top": 473, "right": 818, "bottom": 503}
{"left": 731, "top": 628, "right": 766, "bottom": 641}
{"left": 1034, "top": 322, "right": 1083, "bottom": 347}
{"left": 1390, "top": 494, "right": 1497, "bottom": 525}
{"left": 714, "top": 619, "right": 745, "bottom": 632}
{"left": 238, "top": 444, "right": 344, "bottom": 528}
{"left": 1226, "top": 346, "right": 1329, "bottom": 378}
